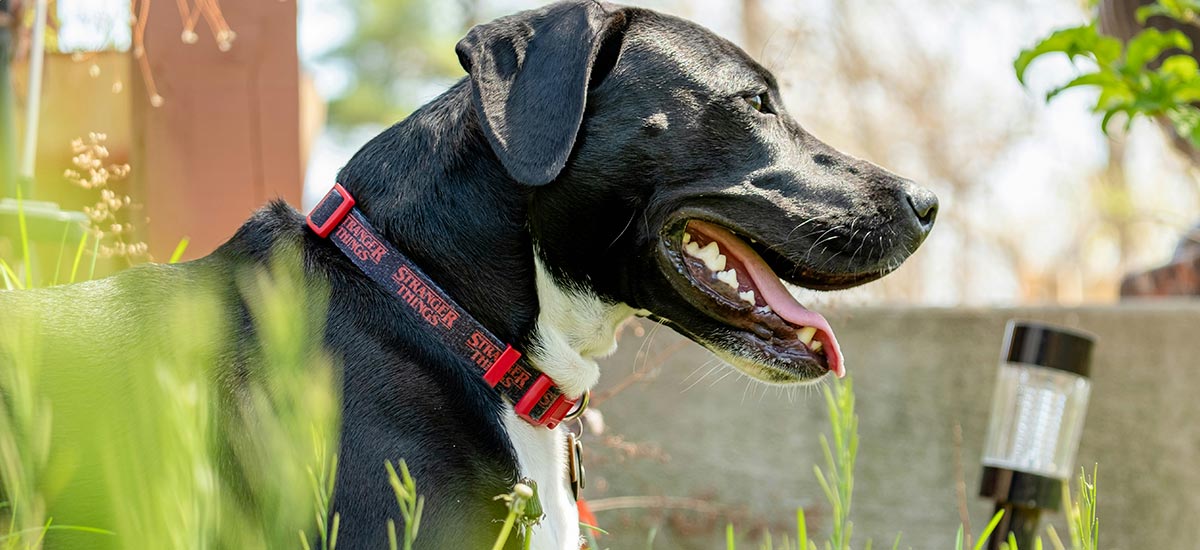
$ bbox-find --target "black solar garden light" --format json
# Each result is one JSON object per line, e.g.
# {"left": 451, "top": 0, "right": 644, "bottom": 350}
{"left": 979, "top": 321, "right": 1095, "bottom": 549}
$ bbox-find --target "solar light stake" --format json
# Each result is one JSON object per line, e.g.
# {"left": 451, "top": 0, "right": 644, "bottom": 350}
{"left": 980, "top": 321, "right": 1094, "bottom": 550}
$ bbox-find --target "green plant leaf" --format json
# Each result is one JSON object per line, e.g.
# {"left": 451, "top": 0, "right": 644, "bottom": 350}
{"left": 1161, "top": 54, "right": 1200, "bottom": 79}
{"left": 1124, "top": 28, "right": 1192, "bottom": 73}
{"left": 1137, "top": 0, "right": 1200, "bottom": 24}
{"left": 1045, "top": 72, "right": 1123, "bottom": 101}
{"left": 1014, "top": 25, "right": 1121, "bottom": 85}
{"left": 1136, "top": 3, "right": 1169, "bottom": 23}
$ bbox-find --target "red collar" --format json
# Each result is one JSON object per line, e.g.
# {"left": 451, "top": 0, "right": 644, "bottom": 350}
{"left": 306, "top": 184, "right": 583, "bottom": 429}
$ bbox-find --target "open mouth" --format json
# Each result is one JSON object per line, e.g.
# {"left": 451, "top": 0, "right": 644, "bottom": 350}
{"left": 663, "top": 219, "right": 844, "bottom": 380}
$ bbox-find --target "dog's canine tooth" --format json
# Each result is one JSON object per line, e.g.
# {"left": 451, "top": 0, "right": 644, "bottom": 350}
{"left": 697, "top": 241, "right": 721, "bottom": 271}
{"left": 685, "top": 241, "right": 701, "bottom": 256}
{"left": 738, "top": 290, "right": 756, "bottom": 305}
{"left": 716, "top": 268, "right": 738, "bottom": 290}
{"left": 796, "top": 326, "right": 817, "bottom": 345}
{"left": 682, "top": 232, "right": 692, "bottom": 244}
{"left": 811, "top": 340, "right": 823, "bottom": 353}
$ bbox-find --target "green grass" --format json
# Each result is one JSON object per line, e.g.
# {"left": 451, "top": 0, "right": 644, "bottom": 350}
{"left": 0, "top": 235, "right": 341, "bottom": 548}
{"left": 721, "top": 378, "right": 1100, "bottom": 550}
{"left": 385, "top": 460, "right": 422, "bottom": 550}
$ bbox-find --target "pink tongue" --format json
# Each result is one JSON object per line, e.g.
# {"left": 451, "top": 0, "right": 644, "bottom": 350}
{"left": 689, "top": 221, "right": 845, "bottom": 378}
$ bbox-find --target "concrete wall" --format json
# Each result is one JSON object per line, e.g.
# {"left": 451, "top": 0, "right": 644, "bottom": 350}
{"left": 585, "top": 304, "right": 1200, "bottom": 549}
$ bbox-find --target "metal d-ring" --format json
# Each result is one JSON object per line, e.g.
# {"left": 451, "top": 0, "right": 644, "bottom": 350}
{"left": 562, "top": 389, "right": 590, "bottom": 423}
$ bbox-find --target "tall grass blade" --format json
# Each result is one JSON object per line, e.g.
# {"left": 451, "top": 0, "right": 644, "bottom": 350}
{"left": 15, "top": 188, "right": 30, "bottom": 289}
{"left": 169, "top": 237, "right": 190, "bottom": 264}
{"left": 644, "top": 525, "right": 658, "bottom": 549}
{"left": 86, "top": 234, "right": 100, "bottom": 280}
{"left": 974, "top": 509, "right": 1005, "bottom": 550}
{"left": 0, "top": 258, "right": 21, "bottom": 290}
{"left": 52, "top": 223, "right": 69, "bottom": 286}
{"left": 0, "top": 524, "right": 116, "bottom": 542}
{"left": 1046, "top": 526, "right": 1066, "bottom": 550}
{"left": 797, "top": 507, "right": 808, "bottom": 550}
{"left": 68, "top": 231, "right": 87, "bottom": 284}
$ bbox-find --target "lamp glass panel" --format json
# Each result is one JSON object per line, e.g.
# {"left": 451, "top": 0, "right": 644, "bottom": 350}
{"left": 981, "top": 362, "right": 1091, "bottom": 480}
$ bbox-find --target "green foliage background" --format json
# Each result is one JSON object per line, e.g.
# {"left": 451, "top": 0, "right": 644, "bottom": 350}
{"left": 319, "top": 0, "right": 470, "bottom": 129}
{"left": 1017, "top": 0, "right": 1200, "bottom": 150}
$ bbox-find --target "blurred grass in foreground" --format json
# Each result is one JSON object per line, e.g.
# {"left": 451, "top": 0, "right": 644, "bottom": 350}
{"left": 0, "top": 233, "right": 340, "bottom": 548}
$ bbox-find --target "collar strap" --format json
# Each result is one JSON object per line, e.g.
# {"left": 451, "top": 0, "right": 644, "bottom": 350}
{"left": 307, "top": 184, "right": 580, "bottom": 429}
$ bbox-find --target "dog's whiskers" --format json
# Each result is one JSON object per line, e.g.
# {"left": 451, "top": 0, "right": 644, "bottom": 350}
{"left": 607, "top": 211, "right": 638, "bottom": 251}
{"left": 681, "top": 359, "right": 724, "bottom": 394}
{"left": 803, "top": 226, "right": 843, "bottom": 263}
{"left": 634, "top": 317, "right": 668, "bottom": 374}
{"left": 783, "top": 214, "right": 833, "bottom": 243}
{"left": 708, "top": 368, "right": 736, "bottom": 387}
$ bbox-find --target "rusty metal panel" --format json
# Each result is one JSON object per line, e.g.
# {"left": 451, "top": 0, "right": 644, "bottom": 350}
{"left": 131, "top": 0, "right": 301, "bottom": 261}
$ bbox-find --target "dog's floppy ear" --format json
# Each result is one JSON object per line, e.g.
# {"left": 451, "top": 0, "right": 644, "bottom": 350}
{"left": 456, "top": 1, "right": 627, "bottom": 186}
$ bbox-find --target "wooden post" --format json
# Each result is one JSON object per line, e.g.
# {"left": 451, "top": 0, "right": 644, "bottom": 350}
{"left": 131, "top": 0, "right": 302, "bottom": 261}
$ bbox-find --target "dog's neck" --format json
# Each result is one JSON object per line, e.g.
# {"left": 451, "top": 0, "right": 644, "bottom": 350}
{"left": 336, "top": 79, "right": 537, "bottom": 344}
{"left": 334, "top": 79, "right": 629, "bottom": 398}
{"left": 530, "top": 252, "right": 635, "bottom": 396}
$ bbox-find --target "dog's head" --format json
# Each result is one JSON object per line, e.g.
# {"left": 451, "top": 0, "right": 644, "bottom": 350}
{"left": 456, "top": 1, "right": 937, "bottom": 384}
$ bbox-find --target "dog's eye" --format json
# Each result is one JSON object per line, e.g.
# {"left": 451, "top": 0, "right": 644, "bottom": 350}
{"left": 744, "top": 93, "right": 769, "bottom": 114}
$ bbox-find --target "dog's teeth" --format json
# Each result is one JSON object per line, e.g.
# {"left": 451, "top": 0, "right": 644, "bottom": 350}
{"left": 796, "top": 326, "right": 817, "bottom": 345}
{"left": 685, "top": 241, "right": 701, "bottom": 256}
{"left": 697, "top": 242, "right": 721, "bottom": 270}
{"left": 708, "top": 253, "right": 727, "bottom": 272}
{"left": 762, "top": 304, "right": 772, "bottom": 313}
{"left": 716, "top": 269, "right": 739, "bottom": 290}
{"left": 682, "top": 232, "right": 691, "bottom": 244}
{"left": 738, "top": 290, "right": 756, "bottom": 305}
{"left": 811, "top": 340, "right": 823, "bottom": 353}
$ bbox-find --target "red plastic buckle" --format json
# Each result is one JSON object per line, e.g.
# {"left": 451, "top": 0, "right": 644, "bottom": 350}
{"left": 541, "top": 393, "right": 577, "bottom": 430}
{"left": 306, "top": 183, "right": 356, "bottom": 238}
{"left": 514, "top": 374, "right": 577, "bottom": 429}
{"left": 483, "top": 345, "right": 521, "bottom": 387}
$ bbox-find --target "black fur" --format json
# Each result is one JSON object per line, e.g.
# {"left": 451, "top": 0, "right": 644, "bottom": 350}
{"left": 1, "top": 2, "right": 936, "bottom": 548}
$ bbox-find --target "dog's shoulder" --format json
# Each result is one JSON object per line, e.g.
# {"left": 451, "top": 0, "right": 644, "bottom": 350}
{"left": 212, "top": 199, "right": 309, "bottom": 266}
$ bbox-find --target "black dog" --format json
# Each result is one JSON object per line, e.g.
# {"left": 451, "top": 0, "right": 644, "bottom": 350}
{"left": 2, "top": 1, "right": 936, "bottom": 548}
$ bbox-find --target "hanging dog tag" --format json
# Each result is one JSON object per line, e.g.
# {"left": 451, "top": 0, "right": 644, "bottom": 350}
{"left": 567, "top": 433, "right": 585, "bottom": 500}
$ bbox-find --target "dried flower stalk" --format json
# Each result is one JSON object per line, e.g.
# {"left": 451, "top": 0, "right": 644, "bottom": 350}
{"left": 64, "top": 132, "right": 150, "bottom": 261}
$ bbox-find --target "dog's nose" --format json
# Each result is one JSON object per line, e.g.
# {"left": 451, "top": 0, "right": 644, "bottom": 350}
{"left": 902, "top": 181, "right": 938, "bottom": 233}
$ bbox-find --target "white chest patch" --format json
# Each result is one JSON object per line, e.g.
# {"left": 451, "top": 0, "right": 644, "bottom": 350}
{"left": 503, "top": 410, "right": 577, "bottom": 550}
{"left": 505, "top": 252, "right": 634, "bottom": 550}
